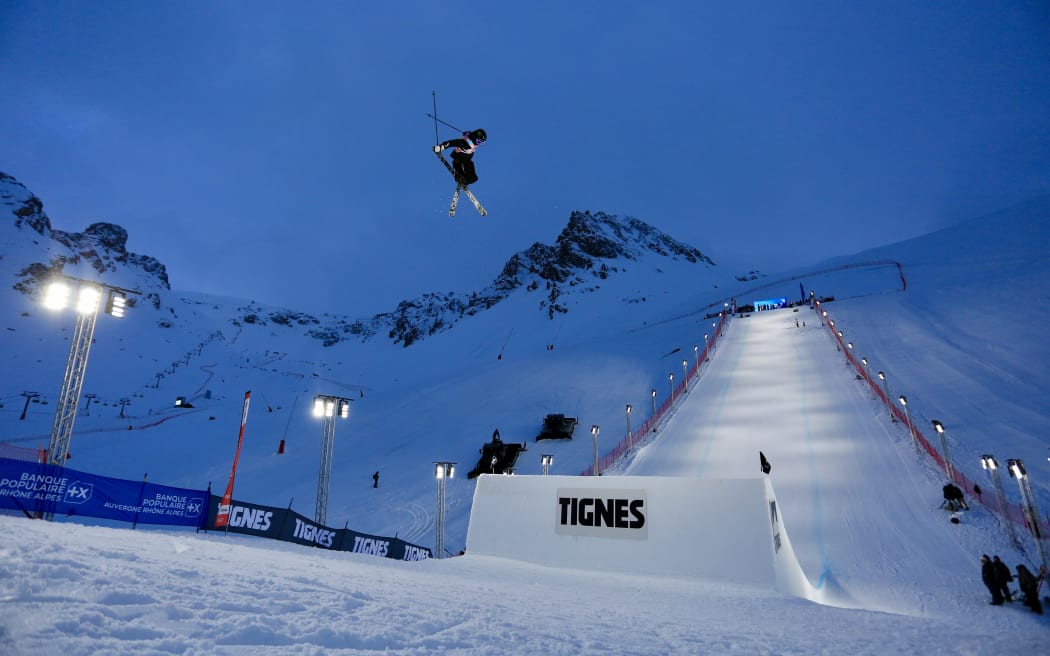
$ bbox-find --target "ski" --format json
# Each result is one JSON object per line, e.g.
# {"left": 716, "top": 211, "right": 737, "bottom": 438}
{"left": 462, "top": 186, "right": 487, "bottom": 216}
{"left": 449, "top": 186, "right": 461, "bottom": 217}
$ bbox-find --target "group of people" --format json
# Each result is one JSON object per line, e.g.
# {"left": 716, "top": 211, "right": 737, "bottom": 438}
{"left": 981, "top": 554, "right": 1045, "bottom": 614}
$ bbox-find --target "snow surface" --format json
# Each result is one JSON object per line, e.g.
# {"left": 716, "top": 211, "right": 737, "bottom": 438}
{"left": 2, "top": 197, "right": 1050, "bottom": 653}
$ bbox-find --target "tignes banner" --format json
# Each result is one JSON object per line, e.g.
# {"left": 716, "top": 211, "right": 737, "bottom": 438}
{"left": 0, "top": 457, "right": 208, "bottom": 527}
{"left": 205, "top": 496, "right": 432, "bottom": 561}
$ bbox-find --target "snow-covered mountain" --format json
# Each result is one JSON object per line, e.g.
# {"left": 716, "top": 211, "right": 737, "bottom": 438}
{"left": 4, "top": 172, "right": 719, "bottom": 349}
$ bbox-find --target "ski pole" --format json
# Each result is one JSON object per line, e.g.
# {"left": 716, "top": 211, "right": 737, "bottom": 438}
{"left": 431, "top": 91, "right": 440, "bottom": 145}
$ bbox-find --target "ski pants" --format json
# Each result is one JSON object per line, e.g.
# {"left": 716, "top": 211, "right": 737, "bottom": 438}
{"left": 452, "top": 153, "right": 478, "bottom": 185}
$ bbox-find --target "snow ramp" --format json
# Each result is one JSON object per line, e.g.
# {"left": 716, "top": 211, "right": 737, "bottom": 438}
{"left": 465, "top": 473, "right": 822, "bottom": 601}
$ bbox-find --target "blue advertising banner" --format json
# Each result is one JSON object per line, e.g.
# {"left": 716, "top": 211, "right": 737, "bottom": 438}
{"left": 0, "top": 457, "right": 208, "bottom": 527}
{"left": 205, "top": 495, "right": 432, "bottom": 561}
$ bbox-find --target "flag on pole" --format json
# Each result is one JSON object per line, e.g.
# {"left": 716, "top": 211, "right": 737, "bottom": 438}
{"left": 215, "top": 391, "right": 251, "bottom": 528}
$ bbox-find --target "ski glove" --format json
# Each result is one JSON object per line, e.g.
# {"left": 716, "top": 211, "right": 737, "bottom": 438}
{"left": 433, "top": 144, "right": 443, "bottom": 153}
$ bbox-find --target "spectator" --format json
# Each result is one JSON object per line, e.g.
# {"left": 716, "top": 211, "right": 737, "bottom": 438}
{"left": 1015, "top": 564, "right": 1044, "bottom": 614}
{"left": 981, "top": 555, "right": 1004, "bottom": 605}
{"left": 372, "top": 471, "right": 379, "bottom": 488}
{"left": 943, "top": 483, "right": 968, "bottom": 510}
{"left": 992, "top": 556, "right": 1013, "bottom": 602}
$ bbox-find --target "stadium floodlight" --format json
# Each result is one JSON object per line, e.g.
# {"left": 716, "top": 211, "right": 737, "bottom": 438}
{"left": 668, "top": 372, "right": 675, "bottom": 402}
{"left": 625, "top": 404, "right": 633, "bottom": 450}
{"left": 898, "top": 395, "right": 919, "bottom": 453}
{"left": 682, "top": 359, "right": 689, "bottom": 385}
{"left": 42, "top": 276, "right": 138, "bottom": 490}
{"left": 1006, "top": 458, "right": 1049, "bottom": 571}
{"left": 930, "top": 420, "right": 954, "bottom": 480}
{"left": 312, "top": 394, "right": 352, "bottom": 525}
{"left": 44, "top": 281, "right": 71, "bottom": 310}
{"left": 693, "top": 345, "right": 700, "bottom": 376}
{"left": 76, "top": 285, "right": 101, "bottom": 315}
{"left": 105, "top": 291, "right": 127, "bottom": 318}
{"left": 591, "top": 425, "right": 600, "bottom": 476}
{"left": 541, "top": 454, "right": 553, "bottom": 476}
{"left": 980, "top": 454, "right": 1020, "bottom": 549}
{"left": 434, "top": 461, "right": 456, "bottom": 558}
{"left": 650, "top": 388, "right": 657, "bottom": 431}
{"left": 877, "top": 371, "right": 894, "bottom": 421}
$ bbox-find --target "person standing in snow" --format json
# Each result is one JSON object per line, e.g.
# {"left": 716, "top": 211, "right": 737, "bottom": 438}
{"left": 981, "top": 555, "right": 1004, "bottom": 605}
{"left": 372, "top": 471, "right": 379, "bottom": 488}
{"left": 992, "top": 556, "right": 1013, "bottom": 602}
{"left": 434, "top": 129, "right": 487, "bottom": 185}
{"left": 1015, "top": 564, "right": 1044, "bottom": 614}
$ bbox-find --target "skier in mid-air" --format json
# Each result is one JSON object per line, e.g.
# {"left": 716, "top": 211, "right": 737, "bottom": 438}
{"left": 434, "top": 128, "right": 487, "bottom": 186}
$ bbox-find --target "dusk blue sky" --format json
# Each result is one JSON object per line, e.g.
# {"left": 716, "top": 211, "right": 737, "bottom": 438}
{"left": 2, "top": 2, "right": 1048, "bottom": 315}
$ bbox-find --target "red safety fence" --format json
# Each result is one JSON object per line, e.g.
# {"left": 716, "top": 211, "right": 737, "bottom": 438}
{"left": 0, "top": 442, "right": 45, "bottom": 463}
{"left": 815, "top": 300, "right": 1049, "bottom": 542}
{"left": 580, "top": 311, "right": 730, "bottom": 475}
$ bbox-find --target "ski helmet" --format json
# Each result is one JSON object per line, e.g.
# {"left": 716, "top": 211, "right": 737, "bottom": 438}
{"left": 473, "top": 129, "right": 487, "bottom": 143}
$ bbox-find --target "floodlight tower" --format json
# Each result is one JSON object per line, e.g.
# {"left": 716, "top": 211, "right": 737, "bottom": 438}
{"left": 877, "top": 371, "right": 895, "bottom": 421}
{"left": 434, "top": 461, "right": 456, "bottom": 558}
{"left": 312, "top": 394, "right": 351, "bottom": 525}
{"left": 981, "top": 455, "right": 1020, "bottom": 549}
{"left": 625, "top": 404, "right": 633, "bottom": 450}
{"left": 43, "top": 277, "right": 133, "bottom": 467}
{"left": 931, "top": 420, "right": 955, "bottom": 481}
{"left": 1007, "top": 459, "right": 1048, "bottom": 572}
{"left": 541, "top": 454, "right": 553, "bottom": 476}
{"left": 591, "top": 425, "right": 600, "bottom": 476}
{"left": 898, "top": 396, "right": 920, "bottom": 453}
{"left": 650, "top": 389, "right": 657, "bottom": 432}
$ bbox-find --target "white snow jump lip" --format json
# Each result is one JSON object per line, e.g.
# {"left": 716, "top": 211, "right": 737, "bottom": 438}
{"left": 466, "top": 474, "right": 823, "bottom": 602}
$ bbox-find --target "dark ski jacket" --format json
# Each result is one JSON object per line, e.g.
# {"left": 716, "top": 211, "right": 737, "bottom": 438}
{"left": 981, "top": 558, "right": 997, "bottom": 586}
{"left": 439, "top": 132, "right": 481, "bottom": 159}
{"left": 993, "top": 558, "right": 1013, "bottom": 584}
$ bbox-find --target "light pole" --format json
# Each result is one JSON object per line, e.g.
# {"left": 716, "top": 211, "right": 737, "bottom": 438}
{"left": 861, "top": 358, "right": 873, "bottom": 398}
{"left": 668, "top": 373, "right": 675, "bottom": 403}
{"left": 846, "top": 342, "right": 854, "bottom": 366}
{"left": 541, "top": 454, "right": 553, "bottom": 476}
{"left": 877, "top": 371, "right": 895, "bottom": 421}
{"left": 625, "top": 404, "right": 633, "bottom": 450}
{"left": 693, "top": 345, "right": 700, "bottom": 378}
{"left": 591, "top": 425, "right": 600, "bottom": 476}
{"left": 650, "top": 389, "right": 657, "bottom": 431}
{"left": 898, "top": 396, "right": 920, "bottom": 453}
{"left": 434, "top": 461, "right": 455, "bottom": 558}
{"left": 312, "top": 394, "right": 351, "bottom": 526}
{"left": 43, "top": 277, "right": 133, "bottom": 466}
{"left": 682, "top": 359, "right": 689, "bottom": 388}
{"left": 703, "top": 333, "right": 709, "bottom": 360}
{"left": 930, "top": 420, "right": 955, "bottom": 481}
{"left": 1007, "top": 459, "right": 1048, "bottom": 572}
{"left": 981, "top": 455, "right": 1020, "bottom": 549}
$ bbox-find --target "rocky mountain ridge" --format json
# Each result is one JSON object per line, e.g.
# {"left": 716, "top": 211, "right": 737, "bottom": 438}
{"left": 2, "top": 173, "right": 716, "bottom": 347}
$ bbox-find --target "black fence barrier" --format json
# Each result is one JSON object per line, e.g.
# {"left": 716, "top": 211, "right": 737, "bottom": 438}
{"left": 205, "top": 495, "right": 432, "bottom": 561}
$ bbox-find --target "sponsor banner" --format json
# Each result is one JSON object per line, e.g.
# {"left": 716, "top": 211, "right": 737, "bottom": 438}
{"left": 0, "top": 457, "right": 207, "bottom": 527}
{"left": 206, "top": 496, "right": 431, "bottom": 561}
